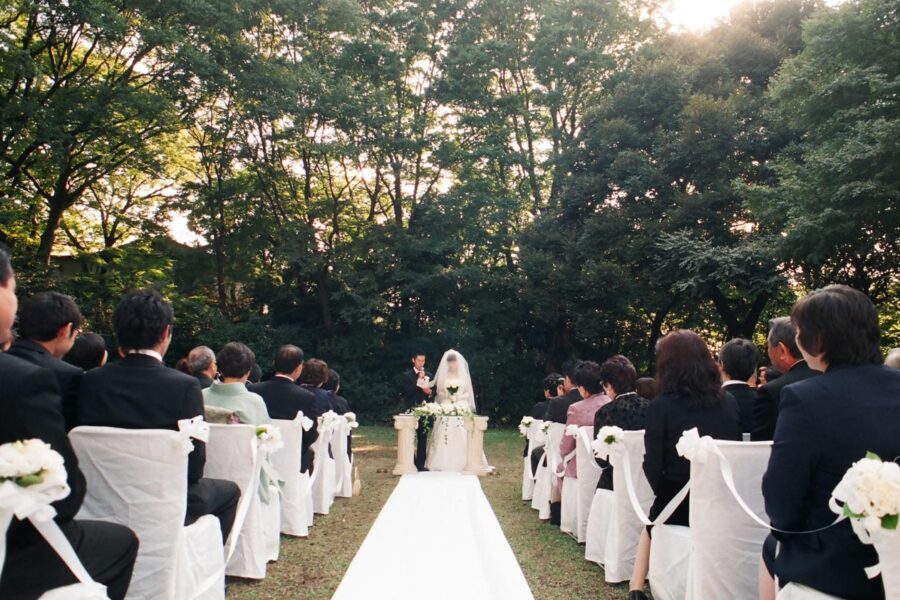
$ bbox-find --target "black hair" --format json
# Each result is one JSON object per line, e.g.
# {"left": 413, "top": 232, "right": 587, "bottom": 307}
{"left": 767, "top": 317, "right": 801, "bottom": 358}
{"left": 216, "top": 342, "right": 256, "bottom": 378}
{"left": 323, "top": 368, "right": 341, "bottom": 392}
{"left": 574, "top": 361, "right": 604, "bottom": 395}
{"left": 636, "top": 377, "right": 657, "bottom": 399}
{"left": 62, "top": 333, "right": 106, "bottom": 371}
{"left": 18, "top": 291, "right": 83, "bottom": 341}
{"left": 113, "top": 289, "right": 174, "bottom": 351}
{"left": 249, "top": 363, "right": 262, "bottom": 383}
{"left": 274, "top": 344, "right": 305, "bottom": 374}
{"left": 599, "top": 355, "right": 638, "bottom": 395}
{"left": 792, "top": 285, "right": 882, "bottom": 367}
{"left": 656, "top": 330, "right": 724, "bottom": 410}
{"left": 718, "top": 338, "right": 760, "bottom": 382}
{"left": 543, "top": 372, "right": 563, "bottom": 397}
{"left": 411, "top": 350, "right": 426, "bottom": 359}
{"left": 0, "top": 247, "right": 12, "bottom": 285}
{"left": 561, "top": 358, "right": 583, "bottom": 382}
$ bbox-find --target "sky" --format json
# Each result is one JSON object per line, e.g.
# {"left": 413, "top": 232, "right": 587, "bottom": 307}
{"left": 663, "top": 0, "right": 748, "bottom": 31}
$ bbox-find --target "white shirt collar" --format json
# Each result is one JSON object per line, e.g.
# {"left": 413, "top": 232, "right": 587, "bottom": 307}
{"left": 127, "top": 349, "right": 163, "bottom": 362}
{"left": 275, "top": 374, "right": 295, "bottom": 382}
{"left": 723, "top": 380, "right": 748, "bottom": 387}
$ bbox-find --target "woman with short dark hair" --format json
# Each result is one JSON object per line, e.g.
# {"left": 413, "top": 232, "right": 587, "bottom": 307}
{"left": 628, "top": 330, "right": 740, "bottom": 600}
{"left": 760, "top": 286, "right": 900, "bottom": 600}
{"left": 203, "top": 342, "right": 271, "bottom": 425}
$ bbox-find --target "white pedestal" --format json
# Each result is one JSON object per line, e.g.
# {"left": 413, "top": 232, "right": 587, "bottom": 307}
{"left": 393, "top": 414, "right": 419, "bottom": 475}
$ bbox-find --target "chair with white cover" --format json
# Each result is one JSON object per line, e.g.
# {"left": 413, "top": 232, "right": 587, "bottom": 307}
{"left": 599, "top": 430, "right": 655, "bottom": 583}
{"left": 69, "top": 425, "right": 225, "bottom": 600}
{"left": 270, "top": 413, "right": 313, "bottom": 537}
{"left": 685, "top": 439, "right": 773, "bottom": 600}
{"left": 649, "top": 524, "right": 692, "bottom": 600}
{"left": 203, "top": 424, "right": 268, "bottom": 579}
{"left": 521, "top": 420, "right": 544, "bottom": 502}
{"left": 776, "top": 584, "right": 844, "bottom": 599}
{"left": 332, "top": 418, "right": 354, "bottom": 499}
{"left": 574, "top": 426, "right": 604, "bottom": 543}
{"left": 559, "top": 425, "right": 579, "bottom": 537}
{"left": 310, "top": 422, "right": 337, "bottom": 515}
{"left": 531, "top": 423, "right": 565, "bottom": 520}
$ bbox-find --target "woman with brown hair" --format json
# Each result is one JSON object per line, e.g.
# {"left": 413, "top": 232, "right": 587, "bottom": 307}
{"left": 629, "top": 330, "right": 741, "bottom": 600}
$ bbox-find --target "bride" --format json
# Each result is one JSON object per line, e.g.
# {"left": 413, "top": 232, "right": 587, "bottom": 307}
{"left": 425, "top": 350, "right": 476, "bottom": 472}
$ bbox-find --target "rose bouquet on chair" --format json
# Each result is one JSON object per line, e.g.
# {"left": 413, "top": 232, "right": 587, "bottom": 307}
{"left": 518, "top": 416, "right": 534, "bottom": 437}
{"left": 830, "top": 452, "right": 900, "bottom": 597}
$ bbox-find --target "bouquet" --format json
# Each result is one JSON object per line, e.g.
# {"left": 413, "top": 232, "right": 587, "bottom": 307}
{"left": 518, "top": 416, "right": 534, "bottom": 437}
{"left": 831, "top": 452, "right": 900, "bottom": 536}
{"left": 592, "top": 425, "right": 625, "bottom": 458}
{"left": 255, "top": 424, "right": 284, "bottom": 453}
{"left": 0, "top": 438, "right": 69, "bottom": 496}
{"left": 344, "top": 412, "right": 359, "bottom": 429}
{"left": 540, "top": 421, "right": 552, "bottom": 434}
{"left": 317, "top": 410, "right": 341, "bottom": 431}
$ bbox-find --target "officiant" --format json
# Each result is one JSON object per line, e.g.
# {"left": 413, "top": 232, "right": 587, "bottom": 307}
{"left": 400, "top": 350, "right": 432, "bottom": 471}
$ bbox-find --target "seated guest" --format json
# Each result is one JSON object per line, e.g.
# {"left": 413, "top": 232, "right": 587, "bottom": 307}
{"left": 175, "top": 357, "right": 193, "bottom": 375}
{"left": 558, "top": 361, "right": 611, "bottom": 486}
{"left": 249, "top": 345, "right": 319, "bottom": 473}
{"left": 298, "top": 358, "right": 334, "bottom": 415}
{"left": 63, "top": 332, "right": 108, "bottom": 371}
{"left": 8, "top": 291, "right": 85, "bottom": 431}
{"left": 886, "top": 347, "right": 900, "bottom": 369}
{"left": 545, "top": 359, "right": 583, "bottom": 424}
{"left": 717, "top": 338, "right": 759, "bottom": 434}
{"left": 758, "top": 366, "right": 780, "bottom": 387}
{"left": 751, "top": 317, "right": 819, "bottom": 440}
{"left": 248, "top": 362, "right": 262, "bottom": 384}
{"left": 77, "top": 289, "right": 241, "bottom": 543}
{"left": 629, "top": 330, "right": 740, "bottom": 600}
{"left": 187, "top": 345, "right": 217, "bottom": 389}
{"left": 593, "top": 355, "right": 649, "bottom": 490}
{"left": 203, "top": 342, "right": 271, "bottom": 426}
{"left": 525, "top": 373, "right": 558, "bottom": 467}
{"left": 635, "top": 376, "right": 657, "bottom": 400}
{"left": 324, "top": 369, "right": 350, "bottom": 414}
{"left": 760, "top": 285, "right": 900, "bottom": 600}
{"left": 0, "top": 249, "right": 139, "bottom": 599}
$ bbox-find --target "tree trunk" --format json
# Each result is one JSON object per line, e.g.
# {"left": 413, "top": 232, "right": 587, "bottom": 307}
{"left": 36, "top": 198, "right": 68, "bottom": 266}
{"left": 315, "top": 268, "right": 334, "bottom": 335}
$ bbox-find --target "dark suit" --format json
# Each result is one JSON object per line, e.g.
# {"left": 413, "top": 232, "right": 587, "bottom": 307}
{"left": 0, "top": 353, "right": 138, "bottom": 600}
{"left": 763, "top": 364, "right": 900, "bottom": 599}
{"left": 400, "top": 368, "right": 432, "bottom": 470}
{"left": 299, "top": 384, "right": 335, "bottom": 416}
{"left": 250, "top": 377, "right": 318, "bottom": 472}
{"left": 77, "top": 354, "right": 240, "bottom": 541}
{"left": 545, "top": 388, "right": 582, "bottom": 424}
{"left": 751, "top": 360, "right": 819, "bottom": 441}
{"left": 524, "top": 400, "right": 549, "bottom": 457}
{"left": 8, "top": 339, "right": 83, "bottom": 431}
{"left": 196, "top": 374, "right": 214, "bottom": 390}
{"left": 722, "top": 381, "right": 756, "bottom": 434}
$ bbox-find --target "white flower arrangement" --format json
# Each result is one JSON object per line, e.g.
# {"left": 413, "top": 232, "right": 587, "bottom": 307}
{"left": 592, "top": 425, "right": 625, "bottom": 457}
{"left": 299, "top": 415, "right": 314, "bottom": 432}
{"left": 344, "top": 412, "right": 359, "bottom": 429}
{"left": 317, "top": 410, "right": 341, "bottom": 430}
{"left": 518, "top": 416, "right": 534, "bottom": 437}
{"left": 540, "top": 421, "right": 552, "bottom": 434}
{"left": 565, "top": 424, "right": 580, "bottom": 437}
{"left": 831, "top": 452, "right": 900, "bottom": 536}
{"left": 0, "top": 439, "right": 70, "bottom": 502}
{"left": 255, "top": 424, "right": 284, "bottom": 453}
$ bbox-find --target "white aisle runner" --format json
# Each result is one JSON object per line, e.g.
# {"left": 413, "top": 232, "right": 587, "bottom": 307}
{"left": 332, "top": 472, "right": 534, "bottom": 600}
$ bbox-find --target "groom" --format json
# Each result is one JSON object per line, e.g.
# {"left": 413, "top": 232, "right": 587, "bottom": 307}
{"left": 401, "top": 350, "right": 432, "bottom": 471}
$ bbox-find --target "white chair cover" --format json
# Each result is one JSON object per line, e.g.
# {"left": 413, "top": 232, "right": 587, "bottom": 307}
{"left": 262, "top": 482, "right": 280, "bottom": 563}
{"left": 204, "top": 424, "right": 267, "bottom": 579}
{"left": 531, "top": 423, "right": 564, "bottom": 520}
{"left": 685, "top": 440, "right": 773, "bottom": 600}
{"left": 575, "top": 426, "right": 604, "bottom": 543}
{"left": 332, "top": 419, "right": 354, "bottom": 499}
{"left": 584, "top": 488, "right": 613, "bottom": 565}
{"left": 69, "top": 426, "right": 224, "bottom": 600}
{"left": 311, "top": 423, "right": 337, "bottom": 515}
{"left": 777, "top": 583, "right": 843, "bottom": 599}
{"left": 270, "top": 415, "right": 312, "bottom": 537}
{"left": 603, "top": 430, "right": 654, "bottom": 583}
{"left": 560, "top": 476, "right": 578, "bottom": 537}
{"left": 649, "top": 524, "right": 691, "bottom": 600}
{"left": 521, "top": 420, "right": 543, "bottom": 502}
{"left": 873, "top": 528, "right": 900, "bottom": 600}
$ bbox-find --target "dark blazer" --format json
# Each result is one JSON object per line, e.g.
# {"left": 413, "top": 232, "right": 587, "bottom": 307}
{"left": 763, "top": 363, "right": 900, "bottom": 599}
{"left": 8, "top": 339, "right": 83, "bottom": 431}
{"left": 723, "top": 382, "right": 756, "bottom": 434}
{"left": 251, "top": 377, "right": 320, "bottom": 472}
{"left": 530, "top": 400, "right": 549, "bottom": 419}
{"left": 77, "top": 353, "right": 207, "bottom": 483}
{"left": 400, "top": 368, "right": 432, "bottom": 409}
{"left": 0, "top": 353, "right": 85, "bottom": 554}
{"left": 751, "top": 360, "right": 819, "bottom": 441}
{"left": 331, "top": 393, "right": 351, "bottom": 414}
{"left": 545, "top": 388, "right": 582, "bottom": 424}
{"left": 300, "top": 384, "right": 335, "bottom": 416}
{"left": 196, "top": 374, "right": 214, "bottom": 390}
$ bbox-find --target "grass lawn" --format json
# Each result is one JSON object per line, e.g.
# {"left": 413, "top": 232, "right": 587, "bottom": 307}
{"left": 227, "top": 425, "right": 629, "bottom": 599}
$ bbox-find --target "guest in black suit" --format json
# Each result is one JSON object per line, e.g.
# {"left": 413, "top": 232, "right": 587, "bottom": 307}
{"left": 400, "top": 350, "right": 433, "bottom": 471}
{"left": 761, "top": 285, "right": 900, "bottom": 600}
{"left": 751, "top": 317, "right": 820, "bottom": 440}
{"left": 524, "top": 373, "right": 558, "bottom": 460}
{"left": 628, "top": 330, "right": 740, "bottom": 600}
{"left": 7, "top": 291, "right": 84, "bottom": 431}
{"left": 76, "top": 289, "right": 240, "bottom": 543}
{"left": 593, "top": 355, "right": 649, "bottom": 491}
{"left": 187, "top": 345, "right": 217, "bottom": 389}
{"left": 717, "top": 338, "right": 760, "bottom": 434}
{"left": 544, "top": 359, "right": 584, "bottom": 423}
{"left": 63, "top": 332, "right": 108, "bottom": 371}
{"left": 250, "top": 345, "right": 320, "bottom": 472}
{"left": 323, "top": 368, "right": 353, "bottom": 459}
{"left": 0, "top": 250, "right": 139, "bottom": 600}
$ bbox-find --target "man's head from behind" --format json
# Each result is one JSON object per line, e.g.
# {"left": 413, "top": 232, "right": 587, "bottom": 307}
{"left": 17, "top": 291, "right": 84, "bottom": 358}
{"left": 113, "top": 289, "right": 174, "bottom": 356}
{"left": 718, "top": 338, "right": 760, "bottom": 384}
{"left": 187, "top": 346, "right": 216, "bottom": 379}
{"left": 766, "top": 317, "right": 802, "bottom": 374}
{"left": 274, "top": 344, "right": 305, "bottom": 381}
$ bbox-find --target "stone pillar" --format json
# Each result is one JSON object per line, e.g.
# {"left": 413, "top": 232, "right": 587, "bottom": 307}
{"left": 464, "top": 415, "right": 489, "bottom": 476}
{"left": 393, "top": 414, "right": 419, "bottom": 476}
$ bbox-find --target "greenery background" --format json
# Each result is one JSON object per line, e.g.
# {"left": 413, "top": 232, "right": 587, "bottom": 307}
{"left": 1, "top": 0, "right": 897, "bottom": 423}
